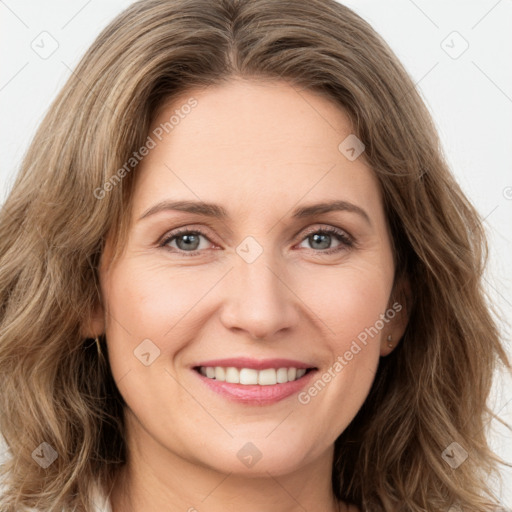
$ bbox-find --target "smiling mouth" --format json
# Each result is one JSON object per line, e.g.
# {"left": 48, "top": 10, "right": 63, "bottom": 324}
{"left": 193, "top": 366, "right": 316, "bottom": 385}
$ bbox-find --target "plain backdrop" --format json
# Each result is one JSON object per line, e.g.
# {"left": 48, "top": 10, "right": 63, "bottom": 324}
{"left": 1, "top": 0, "right": 511, "bottom": 506}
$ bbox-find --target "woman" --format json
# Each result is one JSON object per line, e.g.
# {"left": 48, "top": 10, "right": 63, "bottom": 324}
{"left": 0, "top": 0, "right": 509, "bottom": 510}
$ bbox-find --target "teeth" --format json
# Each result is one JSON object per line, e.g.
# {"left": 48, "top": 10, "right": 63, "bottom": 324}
{"left": 240, "top": 368, "right": 258, "bottom": 385}
{"left": 259, "top": 368, "right": 277, "bottom": 385}
{"left": 276, "top": 368, "right": 288, "bottom": 383}
{"left": 214, "top": 367, "right": 226, "bottom": 381}
{"left": 197, "top": 366, "right": 310, "bottom": 385}
{"left": 225, "top": 367, "right": 239, "bottom": 384}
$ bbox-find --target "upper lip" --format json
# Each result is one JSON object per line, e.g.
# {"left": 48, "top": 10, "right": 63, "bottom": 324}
{"left": 193, "top": 357, "right": 316, "bottom": 370}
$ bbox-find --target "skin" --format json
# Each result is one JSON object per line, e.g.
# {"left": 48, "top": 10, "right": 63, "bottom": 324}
{"left": 88, "top": 78, "right": 409, "bottom": 512}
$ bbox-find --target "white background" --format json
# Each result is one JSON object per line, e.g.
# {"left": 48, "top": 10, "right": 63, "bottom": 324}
{"left": 1, "top": 0, "right": 511, "bottom": 506}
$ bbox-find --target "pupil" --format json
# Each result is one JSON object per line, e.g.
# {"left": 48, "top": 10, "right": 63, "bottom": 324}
{"left": 311, "top": 233, "right": 330, "bottom": 250}
{"left": 177, "top": 234, "right": 199, "bottom": 251}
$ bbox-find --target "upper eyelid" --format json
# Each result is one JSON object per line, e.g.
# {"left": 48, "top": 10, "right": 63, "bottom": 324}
{"left": 159, "top": 224, "right": 217, "bottom": 245}
{"left": 300, "top": 224, "right": 351, "bottom": 237}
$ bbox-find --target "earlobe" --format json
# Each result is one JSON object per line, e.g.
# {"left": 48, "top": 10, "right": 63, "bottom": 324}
{"left": 381, "top": 333, "right": 397, "bottom": 356}
{"left": 81, "top": 245, "right": 110, "bottom": 340}
{"left": 80, "top": 303, "right": 105, "bottom": 339}
{"left": 380, "top": 276, "right": 411, "bottom": 356}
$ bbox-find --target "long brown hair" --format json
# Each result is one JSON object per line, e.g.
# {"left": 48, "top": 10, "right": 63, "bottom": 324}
{"left": 0, "top": 0, "right": 509, "bottom": 510}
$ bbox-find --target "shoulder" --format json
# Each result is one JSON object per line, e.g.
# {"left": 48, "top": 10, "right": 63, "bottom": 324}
{"left": 90, "top": 482, "right": 113, "bottom": 512}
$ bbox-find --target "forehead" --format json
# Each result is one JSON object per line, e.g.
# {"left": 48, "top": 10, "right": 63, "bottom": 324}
{"left": 132, "top": 79, "right": 382, "bottom": 221}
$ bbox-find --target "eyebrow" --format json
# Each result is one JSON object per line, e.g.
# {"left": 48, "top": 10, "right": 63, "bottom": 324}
{"left": 138, "top": 199, "right": 371, "bottom": 225}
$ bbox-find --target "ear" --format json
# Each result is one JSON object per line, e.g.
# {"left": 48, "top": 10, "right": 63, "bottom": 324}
{"left": 80, "top": 240, "right": 110, "bottom": 340}
{"left": 80, "top": 300, "right": 106, "bottom": 340}
{"left": 380, "top": 275, "right": 411, "bottom": 356}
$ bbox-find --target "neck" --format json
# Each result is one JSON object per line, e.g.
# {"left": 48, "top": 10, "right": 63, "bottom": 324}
{"left": 109, "top": 413, "right": 344, "bottom": 512}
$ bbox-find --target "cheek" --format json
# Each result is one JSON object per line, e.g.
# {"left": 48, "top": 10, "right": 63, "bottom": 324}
{"left": 295, "top": 259, "right": 393, "bottom": 347}
{"left": 104, "top": 253, "right": 393, "bottom": 355}
{"left": 104, "top": 259, "right": 203, "bottom": 334}
{"left": 101, "top": 258, "right": 223, "bottom": 373}
{"left": 100, "top": 260, "right": 203, "bottom": 413}
{"left": 292, "top": 261, "right": 391, "bottom": 420}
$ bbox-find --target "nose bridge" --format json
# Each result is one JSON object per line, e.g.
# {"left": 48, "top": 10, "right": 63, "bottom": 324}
{"left": 220, "top": 239, "right": 299, "bottom": 339}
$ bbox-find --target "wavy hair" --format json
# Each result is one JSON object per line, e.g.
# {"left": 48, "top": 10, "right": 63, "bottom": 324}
{"left": 0, "top": 0, "right": 509, "bottom": 510}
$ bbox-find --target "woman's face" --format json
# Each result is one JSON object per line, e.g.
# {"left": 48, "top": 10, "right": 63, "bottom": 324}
{"left": 95, "top": 79, "right": 406, "bottom": 477}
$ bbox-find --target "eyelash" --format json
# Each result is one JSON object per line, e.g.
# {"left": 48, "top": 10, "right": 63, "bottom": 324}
{"left": 158, "top": 225, "right": 355, "bottom": 257}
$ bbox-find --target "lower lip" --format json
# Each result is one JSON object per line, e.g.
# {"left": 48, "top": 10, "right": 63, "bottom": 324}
{"left": 194, "top": 369, "right": 317, "bottom": 405}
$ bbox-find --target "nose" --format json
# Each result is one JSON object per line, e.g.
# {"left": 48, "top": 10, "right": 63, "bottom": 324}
{"left": 219, "top": 251, "right": 300, "bottom": 341}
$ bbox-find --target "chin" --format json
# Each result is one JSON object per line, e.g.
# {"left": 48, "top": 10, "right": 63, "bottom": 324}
{"left": 188, "top": 435, "right": 319, "bottom": 477}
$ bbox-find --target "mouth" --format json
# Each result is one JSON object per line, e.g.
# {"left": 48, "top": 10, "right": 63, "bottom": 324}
{"left": 191, "top": 358, "right": 318, "bottom": 405}
{"left": 193, "top": 365, "right": 315, "bottom": 385}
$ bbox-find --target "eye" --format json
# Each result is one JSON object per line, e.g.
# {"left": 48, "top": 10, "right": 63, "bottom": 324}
{"left": 158, "top": 225, "right": 354, "bottom": 257}
{"left": 297, "top": 226, "right": 354, "bottom": 254}
{"left": 159, "top": 228, "right": 214, "bottom": 255}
